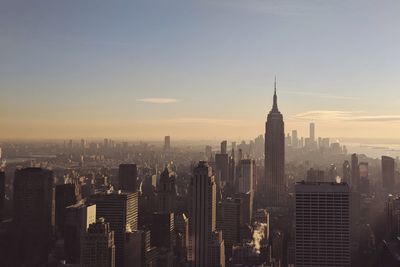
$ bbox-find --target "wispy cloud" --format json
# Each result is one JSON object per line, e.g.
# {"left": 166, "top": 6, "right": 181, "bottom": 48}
{"left": 294, "top": 110, "right": 400, "bottom": 122}
{"left": 137, "top": 98, "right": 180, "bottom": 104}
{"left": 286, "top": 91, "right": 358, "bottom": 100}
{"left": 136, "top": 117, "right": 251, "bottom": 127}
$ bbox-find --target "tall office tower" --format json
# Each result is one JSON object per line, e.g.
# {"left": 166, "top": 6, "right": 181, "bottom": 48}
{"left": 205, "top": 145, "right": 213, "bottom": 160}
{"left": 209, "top": 231, "right": 225, "bottom": 267}
{"left": 0, "top": 171, "right": 4, "bottom": 221}
{"left": 150, "top": 212, "right": 175, "bottom": 250}
{"left": 81, "top": 138, "right": 86, "bottom": 150}
{"left": 215, "top": 153, "right": 229, "bottom": 186}
{"left": 221, "top": 140, "right": 228, "bottom": 154}
{"left": 387, "top": 195, "right": 400, "bottom": 238}
{"left": 271, "top": 230, "right": 284, "bottom": 265}
{"left": 382, "top": 156, "right": 395, "bottom": 191}
{"left": 359, "top": 162, "right": 370, "bottom": 194}
{"left": 55, "top": 183, "right": 78, "bottom": 237}
{"left": 218, "top": 198, "right": 241, "bottom": 258}
{"left": 351, "top": 153, "right": 360, "bottom": 189}
{"left": 64, "top": 202, "right": 96, "bottom": 264}
{"left": 164, "top": 135, "right": 171, "bottom": 152}
{"left": 228, "top": 148, "right": 236, "bottom": 184}
{"left": 157, "top": 168, "right": 177, "bottom": 213}
{"left": 309, "top": 122, "right": 315, "bottom": 141}
{"left": 254, "top": 135, "right": 264, "bottom": 159}
{"left": 128, "top": 230, "right": 158, "bottom": 267}
{"left": 306, "top": 168, "right": 325, "bottom": 183}
{"left": 90, "top": 191, "right": 138, "bottom": 267}
{"left": 295, "top": 182, "right": 350, "bottom": 267}
{"left": 13, "top": 167, "right": 54, "bottom": 266}
{"left": 118, "top": 164, "right": 138, "bottom": 192}
{"left": 291, "top": 130, "right": 298, "bottom": 148}
{"left": 81, "top": 218, "right": 115, "bottom": 267}
{"left": 265, "top": 80, "right": 285, "bottom": 207}
{"left": 234, "top": 192, "right": 252, "bottom": 226}
{"left": 342, "top": 160, "right": 351, "bottom": 185}
{"left": 175, "top": 213, "right": 189, "bottom": 261}
{"left": 190, "top": 161, "right": 218, "bottom": 267}
{"left": 238, "top": 159, "right": 254, "bottom": 194}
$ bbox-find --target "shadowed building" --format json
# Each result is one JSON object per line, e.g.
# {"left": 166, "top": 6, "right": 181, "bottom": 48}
{"left": 118, "top": 164, "right": 138, "bottom": 192}
{"left": 13, "top": 167, "right": 54, "bottom": 266}
{"left": 55, "top": 183, "right": 78, "bottom": 237}
{"left": 382, "top": 156, "right": 395, "bottom": 191}
{"left": 0, "top": 171, "right": 4, "bottom": 221}
{"left": 264, "top": 79, "right": 285, "bottom": 207}
{"left": 157, "top": 168, "right": 176, "bottom": 213}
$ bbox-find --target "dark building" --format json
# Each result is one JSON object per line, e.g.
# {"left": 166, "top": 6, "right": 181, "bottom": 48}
{"left": 0, "top": 171, "right": 4, "bottom": 221}
{"left": 64, "top": 202, "right": 96, "bottom": 264}
{"left": 157, "top": 168, "right": 176, "bottom": 213}
{"left": 220, "top": 140, "right": 227, "bottom": 154}
{"left": 351, "top": 153, "right": 360, "bottom": 190}
{"left": 150, "top": 212, "right": 175, "bottom": 250}
{"left": 89, "top": 191, "right": 138, "bottom": 267}
{"left": 215, "top": 153, "right": 229, "bottom": 185}
{"left": 55, "top": 183, "right": 78, "bottom": 237}
{"left": 81, "top": 218, "right": 115, "bottom": 267}
{"left": 118, "top": 164, "right": 138, "bottom": 192}
{"left": 164, "top": 136, "right": 171, "bottom": 152}
{"left": 264, "top": 80, "right": 285, "bottom": 207}
{"left": 13, "top": 167, "right": 54, "bottom": 266}
{"left": 342, "top": 160, "right": 351, "bottom": 185}
{"left": 382, "top": 156, "right": 395, "bottom": 191}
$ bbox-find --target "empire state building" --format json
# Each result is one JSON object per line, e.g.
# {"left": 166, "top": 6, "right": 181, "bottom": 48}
{"left": 265, "top": 79, "right": 285, "bottom": 207}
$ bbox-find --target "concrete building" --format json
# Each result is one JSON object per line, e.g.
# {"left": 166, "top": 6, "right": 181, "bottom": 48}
{"left": 295, "top": 182, "right": 350, "bottom": 267}
{"left": 81, "top": 218, "right": 115, "bottom": 267}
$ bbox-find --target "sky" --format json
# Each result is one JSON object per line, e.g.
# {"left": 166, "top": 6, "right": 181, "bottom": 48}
{"left": 1, "top": 0, "right": 400, "bottom": 141}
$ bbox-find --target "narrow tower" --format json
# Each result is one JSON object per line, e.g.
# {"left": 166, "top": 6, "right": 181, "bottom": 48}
{"left": 264, "top": 78, "right": 285, "bottom": 207}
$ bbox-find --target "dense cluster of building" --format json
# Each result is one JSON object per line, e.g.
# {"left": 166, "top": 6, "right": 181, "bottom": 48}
{"left": 0, "top": 86, "right": 399, "bottom": 267}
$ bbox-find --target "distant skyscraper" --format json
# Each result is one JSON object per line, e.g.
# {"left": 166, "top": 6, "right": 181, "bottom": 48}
{"left": 309, "top": 122, "right": 315, "bottom": 141}
{"left": 164, "top": 136, "right": 171, "bottom": 152}
{"left": 157, "top": 168, "right": 177, "bottom": 213}
{"left": 382, "top": 156, "right": 395, "bottom": 191}
{"left": 55, "top": 183, "right": 78, "bottom": 237}
{"left": 64, "top": 202, "right": 97, "bottom": 264}
{"left": 291, "top": 130, "right": 298, "bottom": 148}
{"left": 359, "top": 162, "right": 370, "bottom": 194}
{"left": 190, "top": 161, "right": 223, "bottom": 267}
{"left": 215, "top": 153, "right": 229, "bottom": 185}
{"left": 351, "top": 153, "right": 360, "bottom": 189}
{"left": 295, "top": 182, "right": 350, "bottom": 267}
{"left": 342, "top": 160, "right": 351, "bottom": 185}
{"left": 118, "top": 164, "right": 138, "bottom": 192}
{"left": 13, "top": 167, "right": 54, "bottom": 266}
{"left": 0, "top": 171, "right": 4, "bottom": 221}
{"left": 205, "top": 145, "right": 213, "bottom": 161}
{"left": 90, "top": 191, "right": 138, "bottom": 267}
{"left": 220, "top": 140, "right": 227, "bottom": 154}
{"left": 81, "top": 218, "right": 115, "bottom": 267}
{"left": 265, "top": 79, "right": 285, "bottom": 207}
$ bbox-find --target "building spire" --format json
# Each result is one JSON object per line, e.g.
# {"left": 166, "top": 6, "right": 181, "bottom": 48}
{"left": 272, "top": 76, "right": 278, "bottom": 111}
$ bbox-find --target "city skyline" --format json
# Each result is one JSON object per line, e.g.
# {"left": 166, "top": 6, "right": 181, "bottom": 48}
{"left": 2, "top": 0, "right": 400, "bottom": 140}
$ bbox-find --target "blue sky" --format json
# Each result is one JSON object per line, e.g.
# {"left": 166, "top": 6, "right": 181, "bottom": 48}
{"left": 1, "top": 0, "right": 400, "bottom": 140}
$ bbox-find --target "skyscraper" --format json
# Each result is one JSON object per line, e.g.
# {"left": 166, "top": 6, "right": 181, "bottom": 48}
{"left": 382, "top": 156, "right": 395, "bottom": 191}
{"left": 118, "top": 164, "right": 138, "bottom": 192}
{"left": 265, "top": 79, "right": 285, "bottom": 207}
{"left": 81, "top": 218, "right": 115, "bottom": 267}
{"left": 13, "top": 167, "right": 54, "bottom": 266}
{"left": 215, "top": 153, "right": 229, "bottom": 185}
{"left": 342, "top": 160, "right": 351, "bottom": 185}
{"left": 89, "top": 191, "right": 138, "bottom": 267}
{"left": 190, "top": 161, "right": 224, "bottom": 267}
{"left": 157, "top": 168, "right": 177, "bottom": 213}
{"left": 291, "top": 130, "right": 298, "bottom": 148}
{"left": 55, "top": 183, "right": 78, "bottom": 237}
{"left": 309, "top": 122, "right": 315, "bottom": 141}
{"left": 295, "top": 182, "right": 350, "bottom": 267}
{"left": 64, "top": 202, "right": 97, "bottom": 264}
{"left": 351, "top": 153, "right": 360, "bottom": 189}
{"left": 220, "top": 140, "right": 227, "bottom": 154}
{"left": 164, "top": 136, "right": 171, "bottom": 152}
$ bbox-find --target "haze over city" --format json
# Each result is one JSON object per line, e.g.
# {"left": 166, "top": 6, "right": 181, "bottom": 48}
{"left": 1, "top": 0, "right": 400, "bottom": 140}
